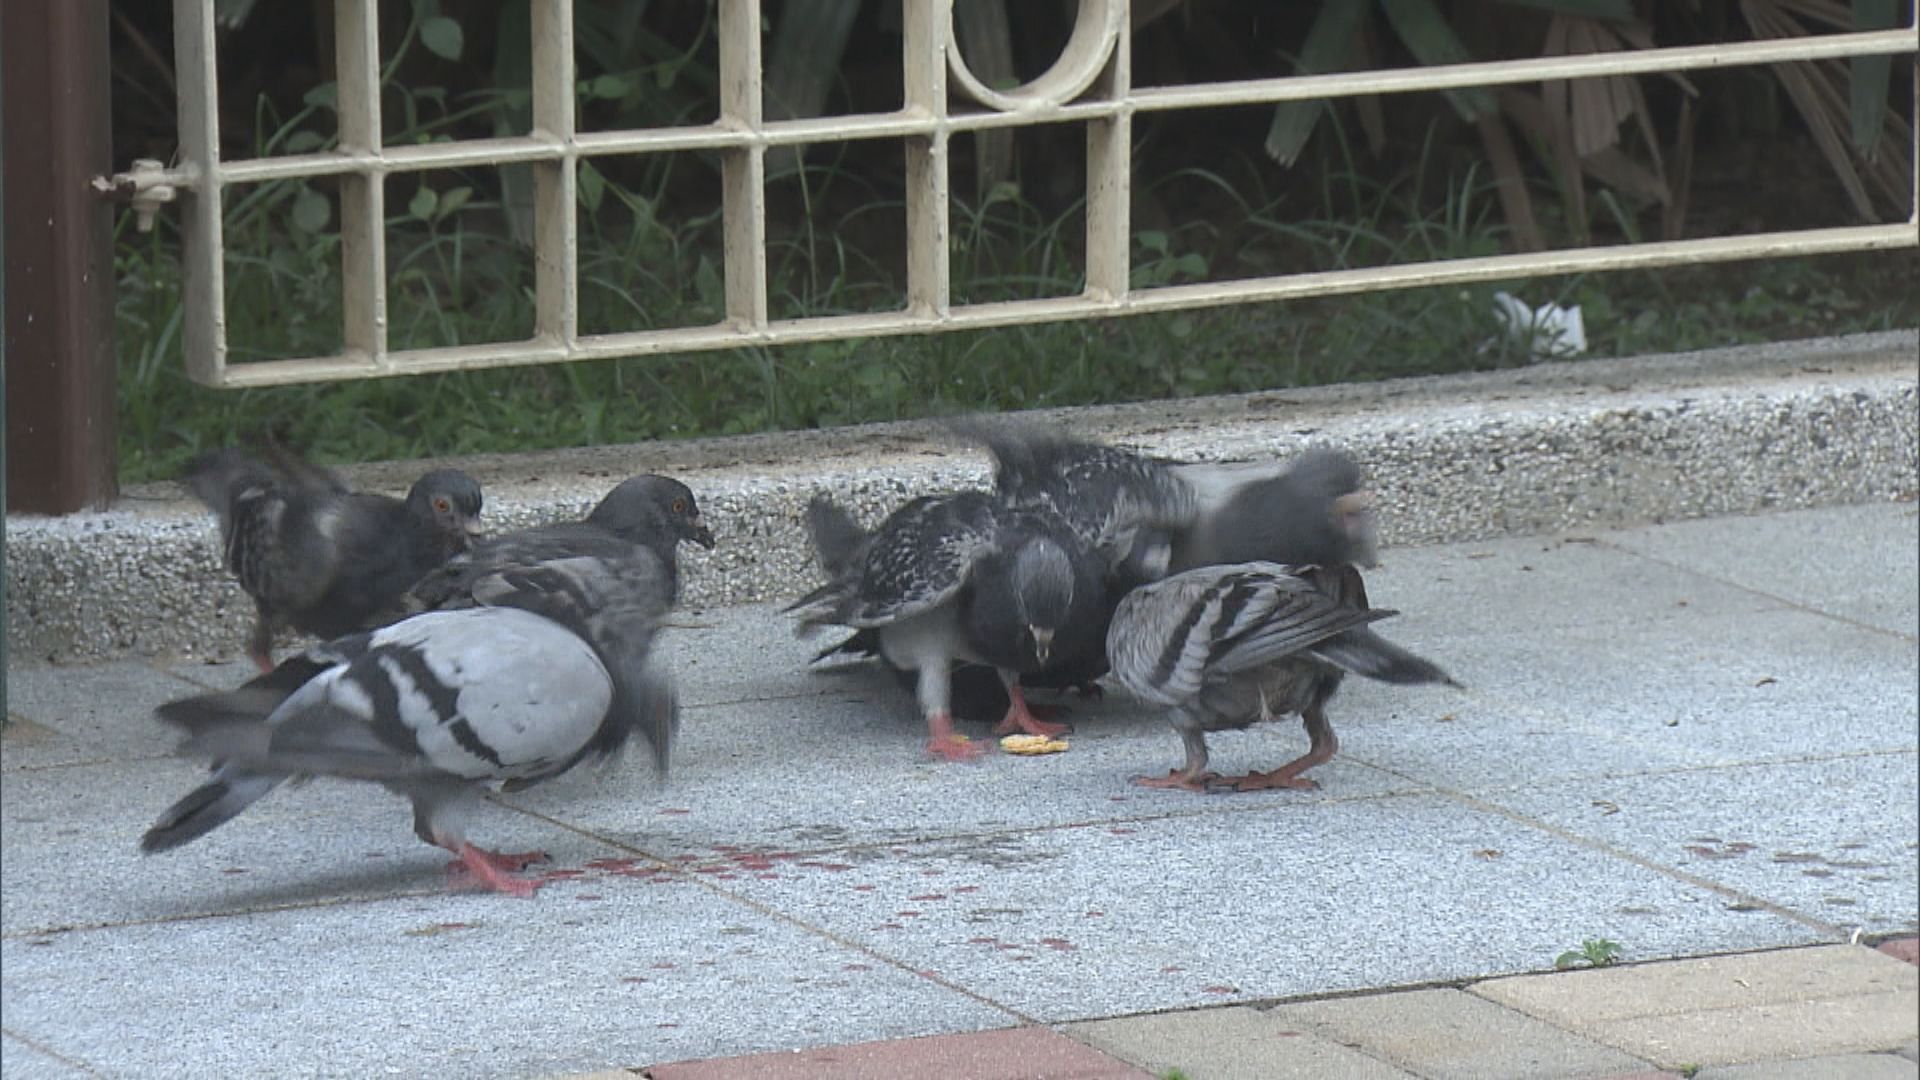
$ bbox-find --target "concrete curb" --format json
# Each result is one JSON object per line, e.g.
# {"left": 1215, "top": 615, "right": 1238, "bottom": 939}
{"left": 7, "top": 330, "right": 1916, "bottom": 664}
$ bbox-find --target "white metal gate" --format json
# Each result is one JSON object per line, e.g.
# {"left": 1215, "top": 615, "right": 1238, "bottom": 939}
{"left": 135, "top": 0, "right": 1919, "bottom": 388}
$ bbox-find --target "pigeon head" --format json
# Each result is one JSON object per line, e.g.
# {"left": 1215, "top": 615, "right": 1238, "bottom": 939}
{"left": 1285, "top": 449, "right": 1379, "bottom": 568}
{"left": 407, "top": 469, "right": 486, "bottom": 555}
{"left": 589, "top": 475, "right": 718, "bottom": 552}
{"left": 1009, "top": 536, "right": 1076, "bottom": 666}
{"left": 1215, "top": 449, "right": 1379, "bottom": 569}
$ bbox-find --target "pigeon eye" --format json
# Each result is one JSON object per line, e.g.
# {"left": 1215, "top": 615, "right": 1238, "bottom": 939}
{"left": 672, "top": 498, "right": 688, "bottom": 514}
{"left": 433, "top": 496, "right": 451, "bottom": 513}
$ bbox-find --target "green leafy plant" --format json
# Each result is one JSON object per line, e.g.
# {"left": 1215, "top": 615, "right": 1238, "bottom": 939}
{"left": 1554, "top": 938, "right": 1624, "bottom": 970}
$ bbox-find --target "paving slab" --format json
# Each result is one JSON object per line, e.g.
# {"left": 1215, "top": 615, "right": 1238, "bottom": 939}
{"left": 1695, "top": 1054, "right": 1918, "bottom": 1079}
{"left": 1264, "top": 987, "right": 1653, "bottom": 1080}
{"left": 1479, "top": 756, "right": 1920, "bottom": 934}
{"left": 1064, "top": 1005, "right": 1418, "bottom": 1079}
{"left": 0, "top": 753, "right": 635, "bottom": 934}
{"left": 1409, "top": 608, "right": 1917, "bottom": 768}
{"left": 642, "top": 1025, "right": 1153, "bottom": 1079}
{"left": 1472, "top": 944, "right": 1918, "bottom": 1023}
{"left": 3, "top": 660, "right": 205, "bottom": 770}
{"left": 1587, "top": 994, "right": 1920, "bottom": 1070}
{"left": 1473, "top": 945, "right": 1920, "bottom": 1069}
{"left": 1603, "top": 502, "right": 1920, "bottom": 638}
{"left": 1, "top": 872, "right": 1014, "bottom": 1080}
{"left": 702, "top": 795, "right": 1820, "bottom": 1020}
{"left": 1356, "top": 534, "right": 1788, "bottom": 640}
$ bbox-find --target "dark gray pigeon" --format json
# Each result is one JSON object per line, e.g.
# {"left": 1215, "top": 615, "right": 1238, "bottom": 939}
{"left": 141, "top": 550, "right": 678, "bottom": 898}
{"left": 787, "top": 491, "right": 1105, "bottom": 759}
{"left": 1106, "top": 560, "right": 1457, "bottom": 793}
{"left": 1169, "top": 448, "right": 1379, "bottom": 572}
{"left": 406, "top": 473, "right": 714, "bottom": 614}
{"left": 186, "top": 447, "right": 484, "bottom": 672}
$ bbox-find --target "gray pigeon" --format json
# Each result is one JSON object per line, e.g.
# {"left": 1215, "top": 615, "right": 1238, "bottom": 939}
{"left": 787, "top": 491, "right": 1105, "bottom": 759}
{"left": 141, "top": 550, "right": 677, "bottom": 898}
{"left": 186, "top": 447, "right": 484, "bottom": 671}
{"left": 1107, "top": 561, "right": 1457, "bottom": 792}
{"left": 407, "top": 473, "right": 714, "bottom": 614}
{"left": 1169, "top": 448, "right": 1379, "bottom": 572}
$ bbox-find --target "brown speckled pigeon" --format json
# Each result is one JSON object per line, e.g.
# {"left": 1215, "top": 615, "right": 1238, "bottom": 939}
{"left": 186, "top": 447, "right": 483, "bottom": 672}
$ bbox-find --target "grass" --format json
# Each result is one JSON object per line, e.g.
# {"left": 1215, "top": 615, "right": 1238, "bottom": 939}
{"left": 112, "top": 121, "right": 1920, "bottom": 485}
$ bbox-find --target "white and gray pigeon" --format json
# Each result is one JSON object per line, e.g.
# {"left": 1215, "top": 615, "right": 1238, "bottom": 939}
{"left": 1107, "top": 561, "right": 1457, "bottom": 793}
{"left": 186, "top": 446, "right": 484, "bottom": 672}
{"left": 140, "top": 550, "right": 678, "bottom": 897}
{"left": 787, "top": 490, "right": 1105, "bottom": 760}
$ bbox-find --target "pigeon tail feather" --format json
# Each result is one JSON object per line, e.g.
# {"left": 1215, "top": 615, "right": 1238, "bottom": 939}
{"left": 140, "top": 771, "right": 284, "bottom": 853}
{"left": 1308, "top": 627, "right": 1459, "bottom": 687}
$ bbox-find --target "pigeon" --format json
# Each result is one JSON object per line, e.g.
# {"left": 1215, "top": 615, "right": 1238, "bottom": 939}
{"left": 787, "top": 491, "right": 1105, "bottom": 759}
{"left": 186, "top": 447, "right": 484, "bottom": 672}
{"left": 140, "top": 549, "right": 678, "bottom": 898}
{"left": 182, "top": 474, "right": 714, "bottom": 781}
{"left": 1168, "top": 448, "right": 1380, "bottom": 571}
{"left": 1106, "top": 561, "right": 1457, "bottom": 793}
{"left": 947, "top": 418, "right": 1200, "bottom": 582}
{"left": 407, "top": 474, "right": 715, "bottom": 614}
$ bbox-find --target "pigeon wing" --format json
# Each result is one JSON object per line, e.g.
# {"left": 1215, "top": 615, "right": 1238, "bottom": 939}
{"left": 845, "top": 492, "right": 1001, "bottom": 627}
{"left": 1107, "top": 562, "right": 1386, "bottom": 705}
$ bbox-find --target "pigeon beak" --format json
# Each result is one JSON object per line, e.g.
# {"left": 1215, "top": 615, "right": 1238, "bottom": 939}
{"left": 463, "top": 516, "right": 486, "bottom": 537}
{"left": 1333, "top": 492, "right": 1380, "bottom": 568}
{"left": 1030, "top": 626, "right": 1054, "bottom": 666}
{"left": 690, "top": 520, "right": 717, "bottom": 550}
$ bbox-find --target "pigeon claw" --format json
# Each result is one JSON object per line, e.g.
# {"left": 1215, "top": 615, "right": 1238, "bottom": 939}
{"left": 446, "top": 844, "right": 550, "bottom": 897}
{"left": 1068, "top": 681, "right": 1105, "bottom": 702}
{"left": 924, "top": 711, "right": 983, "bottom": 762}
{"left": 992, "top": 686, "right": 1073, "bottom": 739}
{"left": 1131, "top": 769, "right": 1219, "bottom": 793}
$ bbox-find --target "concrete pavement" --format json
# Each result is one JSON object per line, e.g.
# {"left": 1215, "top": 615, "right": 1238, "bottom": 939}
{"left": 3, "top": 501, "right": 1917, "bottom": 1078}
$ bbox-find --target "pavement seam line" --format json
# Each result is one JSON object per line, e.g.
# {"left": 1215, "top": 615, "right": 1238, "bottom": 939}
{"left": 1594, "top": 534, "right": 1920, "bottom": 643}
{"left": 1417, "top": 783, "right": 1855, "bottom": 938}
{"left": 2, "top": 1026, "right": 108, "bottom": 1076}
{"left": 1338, "top": 746, "right": 1920, "bottom": 797}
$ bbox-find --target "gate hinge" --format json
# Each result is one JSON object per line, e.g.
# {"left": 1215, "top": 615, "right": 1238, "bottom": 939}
{"left": 91, "top": 158, "right": 186, "bottom": 232}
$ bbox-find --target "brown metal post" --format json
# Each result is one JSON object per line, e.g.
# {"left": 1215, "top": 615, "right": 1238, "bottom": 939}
{"left": 2, "top": 0, "right": 118, "bottom": 513}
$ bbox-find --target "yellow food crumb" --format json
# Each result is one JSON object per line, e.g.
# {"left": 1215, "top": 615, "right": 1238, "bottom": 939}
{"left": 998, "top": 734, "right": 1070, "bottom": 755}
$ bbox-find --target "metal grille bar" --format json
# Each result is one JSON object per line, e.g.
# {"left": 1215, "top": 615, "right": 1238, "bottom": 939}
{"left": 160, "top": 1, "right": 1918, "bottom": 388}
